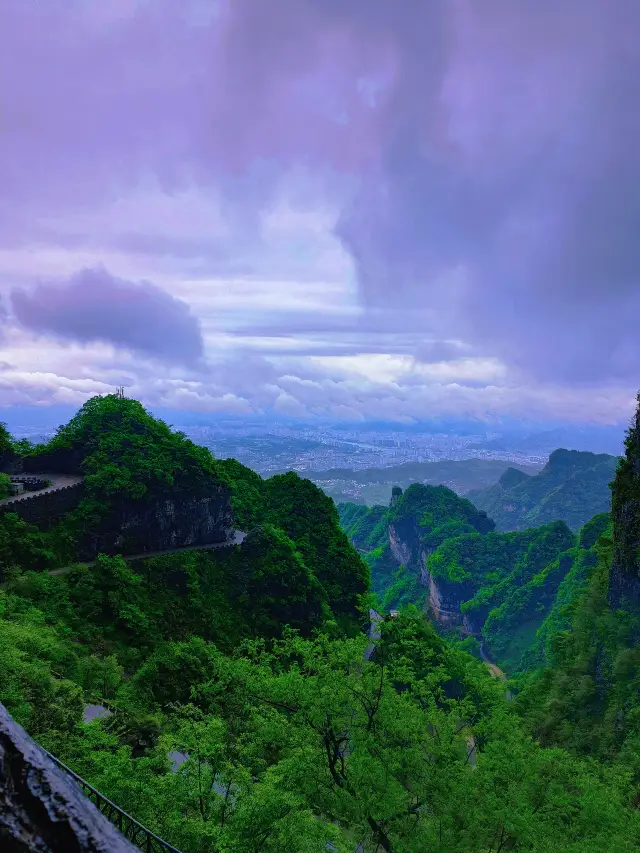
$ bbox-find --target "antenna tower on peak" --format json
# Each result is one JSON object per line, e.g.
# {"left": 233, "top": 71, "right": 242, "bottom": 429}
{"left": 115, "top": 385, "right": 128, "bottom": 399}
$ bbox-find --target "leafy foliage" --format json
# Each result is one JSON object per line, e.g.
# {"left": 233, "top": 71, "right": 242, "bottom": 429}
{"left": 0, "top": 422, "right": 13, "bottom": 455}
{"left": 389, "top": 482, "right": 495, "bottom": 535}
{"left": 43, "top": 394, "right": 228, "bottom": 503}
{"left": 4, "top": 403, "right": 640, "bottom": 850}
{"left": 0, "top": 472, "right": 10, "bottom": 499}
{"left": 0, "top": 512, "right": 56, "bottom": 582}
{"left": 222, "top": 467, "right": 370, "bottom": 632}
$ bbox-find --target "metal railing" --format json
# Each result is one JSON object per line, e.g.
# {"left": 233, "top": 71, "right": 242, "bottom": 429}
{"left": 42, "top": 748, "right": 184, "bottom": 853}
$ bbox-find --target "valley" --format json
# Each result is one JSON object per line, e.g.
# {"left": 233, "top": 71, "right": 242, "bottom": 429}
{"left": 1, "top": 393, "right": 640, "bottom": 853}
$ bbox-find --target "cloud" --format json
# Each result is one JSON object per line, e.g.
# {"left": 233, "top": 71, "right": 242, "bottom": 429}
{"left": 1, "top": 0, "right": 639, "bottom": 421}
{"left": 11, "top": 266, "right": 204, "bottom": 365}
{"left": 330, "top": 0, "right": 640, "bottom": 384}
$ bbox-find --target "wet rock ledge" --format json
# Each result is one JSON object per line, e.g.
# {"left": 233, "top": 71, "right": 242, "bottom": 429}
{"left": 0, "top": 702, "right": 138, "bottom": 853}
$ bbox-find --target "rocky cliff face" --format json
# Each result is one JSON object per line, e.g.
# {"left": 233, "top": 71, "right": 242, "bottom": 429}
{"left": 0, "top": 702, "right": 138, "bottom": 852}
{"left": 425, "top": 570, "right": 467, "bottom": 629}
{"left": 77, "top": 487, "right": 234, "bottom": 560}
{"left": 609, "top": 396, "right": 640, "bottom": 610}
{"left": 388, "top": 518, "right": 420, "bottom": 569}
{"left": 388, "top": 518, "right": 465, "bottom": 629}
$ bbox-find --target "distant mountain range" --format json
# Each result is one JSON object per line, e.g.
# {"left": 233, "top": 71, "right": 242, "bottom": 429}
{"left": 468, "top": 448, "right": 619, "bottom": 532}
{"left": 310, "top": 458, "right": 540, "bottom": 506}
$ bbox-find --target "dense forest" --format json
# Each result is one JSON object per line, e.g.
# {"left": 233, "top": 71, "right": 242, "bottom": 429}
{"left": 2, "top": 395, "right": 640, "bottom": 851}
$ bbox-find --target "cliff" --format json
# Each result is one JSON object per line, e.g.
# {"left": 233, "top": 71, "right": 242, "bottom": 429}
{"left": 609, "top": 396, "right": 640, "bottom": 610}
{"left": 0, "top": 395, "right": 236, "bottom": 566}
{"left": 0, "top": 702, "right": 139, "bottom": 852}
{"left": 339, "top": 484, "right": 495, "bottom": 627}
{"left": 75, "top": 488, "right": 233, "bottom": 561}
{"left": 340, "top": 484, "right": 591, "bottom": 671}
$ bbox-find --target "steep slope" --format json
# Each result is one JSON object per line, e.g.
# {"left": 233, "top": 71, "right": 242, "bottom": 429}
{"left": 338, "top": 483, "right": 494, "bottom": 606}
{"left": 469, "top": 448, "right": 618, "bottom": 532}
{"left": 0, "top": 396, "right": 369, "bottom": 636}
{"left": 516, "top": 399, "right": 640, "bottom": 766}
{"left": 5, "top": 394, "right": 234, "bottom": 562}
{"left": 427, "top": 520, "right": 576, "bottom": 666}
{"left": 609, "top": 397, "right": 640, "bottom": 611}
{"left": 339, "top": 482, "right": 606, "bottom": 674}
{"left": 3, "top": 404, "right": 640, "bottom": 850}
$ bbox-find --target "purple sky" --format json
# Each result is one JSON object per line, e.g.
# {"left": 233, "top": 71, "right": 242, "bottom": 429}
{"left": 0, "top": 0, "right": 638, "bottom": 424}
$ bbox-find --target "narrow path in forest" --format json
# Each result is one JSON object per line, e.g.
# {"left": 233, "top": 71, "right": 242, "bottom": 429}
{"left": 479, "top": 643, "right": 507, "bottom": 680}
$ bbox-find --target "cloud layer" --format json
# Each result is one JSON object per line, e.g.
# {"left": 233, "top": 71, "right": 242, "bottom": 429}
{"left": 0, "top": 0, "right": 638, "bottom": 422}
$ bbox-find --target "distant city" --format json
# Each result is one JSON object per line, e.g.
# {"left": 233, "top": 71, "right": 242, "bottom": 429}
{"left": 177, "top": 424, "right": 549, "bottom": 473}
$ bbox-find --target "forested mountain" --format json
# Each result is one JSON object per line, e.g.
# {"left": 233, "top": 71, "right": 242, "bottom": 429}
{"left": 339, "top": 485, "right": 600, "bottom": 673}
{"left": 517, "top": 398, "right": 640, "bottom": 765}
{"left": 2, "top": 395, "right": 640, "bottom": 851}
{"left": 468, "top": 448, "right": 618, "bottom": 532}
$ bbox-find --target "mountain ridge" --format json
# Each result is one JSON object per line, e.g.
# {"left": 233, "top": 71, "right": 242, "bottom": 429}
{"left": 468, "top": 448, "right": 618, "bottom": 532}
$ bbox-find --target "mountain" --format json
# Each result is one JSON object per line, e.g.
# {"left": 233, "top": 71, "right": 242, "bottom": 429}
{"left": 468, "top": 448, "right": 618, "bottom": 532}
{"left": 514, "top": 398, "right": 640, "bottom": 765}
{"left": 481, "top": 424, "right": 625, "bottom": 456}
{"left": 339, "top": 483, "right": 495, "bottom": 603}
{"left": 312, "top": 458, "right": 540, "bottom": 506}
{"left": 2, "top": 395, "right": 640, "bottom": 851}
{"left": 339, "top": 484, "right": 592, "bottom": 672}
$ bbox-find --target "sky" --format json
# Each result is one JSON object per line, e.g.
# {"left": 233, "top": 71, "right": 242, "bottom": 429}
{"left": 0, "top": 0, "right": 639, "bottom": 425}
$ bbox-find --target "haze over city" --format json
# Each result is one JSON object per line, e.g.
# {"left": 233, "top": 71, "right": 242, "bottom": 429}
{"left": 1, "top": 0, "right": 638, "bottom": 429}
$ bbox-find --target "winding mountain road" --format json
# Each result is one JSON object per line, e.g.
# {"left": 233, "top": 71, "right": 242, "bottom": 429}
{"left": 0, "top": 474, "right": 84, "bottom": 505}
{"left": 48, "top": 530, "right": 246, "bottom": 578}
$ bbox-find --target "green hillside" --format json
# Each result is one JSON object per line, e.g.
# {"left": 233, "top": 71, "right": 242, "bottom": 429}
{"left": 339, "top": 482, "right": 614, "bottom": 675}
{"left": 468, "top": 448, "right": 618, "bottom": 532}
{"left": 1, "top": 397, "right": 640, "bottom": 851}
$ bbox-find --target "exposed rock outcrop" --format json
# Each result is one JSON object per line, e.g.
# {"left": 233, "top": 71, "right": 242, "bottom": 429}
{"left": 0, "top": 702, "right": 139, "bottom": 852}
{"left": 76, "top": 488, "right": 234, "bottom": 561}
{"left": 388, "top": 518, "right": 466, "bottom": 628}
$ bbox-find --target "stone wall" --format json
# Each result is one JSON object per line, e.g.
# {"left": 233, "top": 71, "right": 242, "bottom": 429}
{"left": 0, "top": 483, "right": 86, "bottom": 529}
{"left": 0, "top": 475, "right": 234, "bottom": 562}
{"left": 0, "top": 702, "right": 139, "bottom": 853}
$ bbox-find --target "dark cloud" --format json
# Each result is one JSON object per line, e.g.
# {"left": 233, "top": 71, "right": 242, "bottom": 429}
{"left": 328, "top": 0, "right": 640, "bottom": 383}
{"left": 2, "top": 0, "right": 640, "bottom": 386}
{"left": 11, "top": 266, "right": 204, "bottom": 365}
{"left": 207, "top": 0, "right": 640, "bottom": 383}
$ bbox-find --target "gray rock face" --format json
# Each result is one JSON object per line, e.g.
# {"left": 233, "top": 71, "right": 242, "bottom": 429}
{"left": 0, "top": 702, "right": 139, "bottom": 852}
{"left": 388, "top": 519, "right": 421, "bottom": 570}
{"left": 76, "top": 488, "right": 234, "bottom": 561}
{"left": 388, "top": 518, "right": 467, "bottom": 628}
